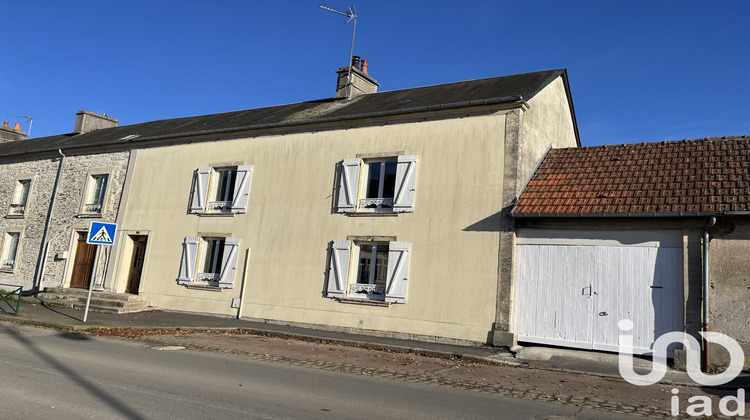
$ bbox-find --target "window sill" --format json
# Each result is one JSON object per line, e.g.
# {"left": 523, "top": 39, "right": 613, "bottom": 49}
{"left": 336, "top": 297, "right": 391, "bottom": 307}
{"left": 193, "top": 212, "right": 235, "bottom": 218}
{"left": 184, "top": 284, "right": 224, "bottom": 292}
{"left": 0, "top": 268, "right": 16, "bottom": 274}
{"left": 4, "top": 214, "right": 25, "bottom": 220}
{"left": 347, "top": 212, "right": 399, "bottom": 217}
{"left": 77, "top": 213, "right": 104, "bottom": 218}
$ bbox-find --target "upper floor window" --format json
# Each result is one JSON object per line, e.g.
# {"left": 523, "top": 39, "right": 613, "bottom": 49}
{"left": 9, "top": 179, "right": 31, "bottom": 216}
{"left": 1, "top": 231, "right": 21, "bottom": 271}
{"left": 82, "top": 173, "right": 109, "bottom": 215}
{"left": 326, "top": 239, "right": 410, "bottom": 303}
{"left": 177, "top": 235, "right": 240, "bottom": 288}
{"left": 336, "top": 155, "right": 417, "bottom": 214}
{"left": 190, "top": 165, "right": 252, "bottom": 215}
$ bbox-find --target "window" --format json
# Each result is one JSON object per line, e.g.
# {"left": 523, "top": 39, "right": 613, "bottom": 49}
{"left": 336, "top": 155, "right": 417, "bottom": 213}
{"left": 190, "top": 165, "right": 253, "bottom": 214}
{"left": 9, "top": 179, "right": 31, "bottom": 216}
{"left": 178, "top": 236, "right": 240, "bottom": 288}
{"left": 82, "top": 173, "right": 109, "bottom": 214}
{"left": 326, "top": 240, "right": 411, "bottom": 303}
{"left": 1, "top": 231, "right": 21, "bottom": 271}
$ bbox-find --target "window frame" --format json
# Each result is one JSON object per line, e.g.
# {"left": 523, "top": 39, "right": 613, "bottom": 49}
{"left": 8, "top": 176, "right": 33, "bottom": 218}
{"left": 326, "top": 238, "right": 410, "bottom": 304}
{"left": 336, "top": 154, "right": 418, "bottom": 214}
{"left": 79, "top": 169, "right": 113, "bottom": 216}
{"left": 190, "top": 164, "right": 253, "bottom": 215}
{"left": 177, "top": 235, "right": 241, "bottom": 289}
{"left": 1, "top": 229, "right": 23, "bottom": 273}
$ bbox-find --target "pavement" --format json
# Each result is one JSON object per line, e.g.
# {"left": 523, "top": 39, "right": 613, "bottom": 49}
{"left": 1, "top": 296, "right": 747, "bottom": 390}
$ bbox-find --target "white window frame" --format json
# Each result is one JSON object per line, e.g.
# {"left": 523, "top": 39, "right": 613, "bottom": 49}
{"left": 190, "top": 164, "right": 253, "bottom": 215}
{"left": 326, "top": 239, "right": 410, "bottom": 304}
{"left": 80, "top": 170, "right": 112, "bottom": 216}
{"left": 177, "top": 235, "right": 241, "bottom": 289}
{"left": 1, "top": 230, "right": 22, "bottom": 272}
{"left": 9, "top": 176, "right": 33, "bottom": 217}
{"left": 336, "top": 154, "right": 418, "bottom": 214}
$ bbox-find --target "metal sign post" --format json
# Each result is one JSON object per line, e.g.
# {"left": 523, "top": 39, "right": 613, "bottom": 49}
{"left": 83, "top": 221, "right": 117, "bottom": 323}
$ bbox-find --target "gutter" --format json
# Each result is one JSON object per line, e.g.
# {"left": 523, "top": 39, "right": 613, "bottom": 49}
{"left": 33, "top": 149, "right": 65, "bottom": 292}
{"left": 702, "top": 216, "right": 717, "bottom": 371}
{"left": 511, "top": 210, "right": 750, "bottom": 218}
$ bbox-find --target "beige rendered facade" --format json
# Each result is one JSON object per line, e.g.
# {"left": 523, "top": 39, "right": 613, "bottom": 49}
{"left": 108, "top": 74, "right": 578, "bottom": 345}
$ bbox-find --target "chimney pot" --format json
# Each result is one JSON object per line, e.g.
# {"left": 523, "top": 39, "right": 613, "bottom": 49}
{"left": 351, "top": 55, "right": 361, "bottom": 69}
{"left": 361, "top": 59, "right": 369, "bottom": 75}
{"left": 2, "top": 121, "right": 8, "bottom": 128}
{"left": 13, "top": 123, "right": 21, "bottom": 131}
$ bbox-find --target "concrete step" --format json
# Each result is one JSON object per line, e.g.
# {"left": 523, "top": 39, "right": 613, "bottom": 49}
{"left": 37, "top": 287, "right": 154, "bottom": 314}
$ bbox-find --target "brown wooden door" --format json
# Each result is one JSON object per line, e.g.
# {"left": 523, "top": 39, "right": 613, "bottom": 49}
{"left": 70, "top": 232, "right": 96, "bottom": 289}
{"left": 126, "top": 238, "right": 147, "bottom": 294}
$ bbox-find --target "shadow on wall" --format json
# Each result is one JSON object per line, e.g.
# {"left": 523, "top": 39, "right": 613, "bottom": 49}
{"left": 463, "top": 208, "right": 511, "bottom": 232}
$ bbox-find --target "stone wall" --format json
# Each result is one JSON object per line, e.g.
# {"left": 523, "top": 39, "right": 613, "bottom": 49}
{"left": 0, "top": 150, "right": 130, "bottom": 291}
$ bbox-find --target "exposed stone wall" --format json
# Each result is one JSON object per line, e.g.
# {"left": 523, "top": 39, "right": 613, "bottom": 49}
{"left": 0, "top": 150, "right": 129, "bottom": 291}
{"left": 0, "top": 158, "right": 60, "bottom": 289}
{"left": 41, "top": 151, "right": 130, "bottom": 288}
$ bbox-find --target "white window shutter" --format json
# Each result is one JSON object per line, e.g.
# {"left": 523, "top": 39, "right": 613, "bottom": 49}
{"left": 385, "top": 241, "right": 410, "bottom": 303}
{"left": 327, "top": 240, "right": 351, "bottom": 298}
{"left": 336, "top": 159, "right": 361, "bottom": 213}
{"left": 393, "top": 155, "right": 418, "bottom": 212}
{"left": 190, "top": 167, "right": 211, "bottom": 213}
{"left": 178, "top": 236, "right": 199, "bottom": 285}
{"left": 218, "top": 237, "right": 241, "bottom": 288}
{"left": 231, "top": 165, "right": 253, "bottom": 213}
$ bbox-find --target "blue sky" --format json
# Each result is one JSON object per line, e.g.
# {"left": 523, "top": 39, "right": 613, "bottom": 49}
{"left": 3, "top": 1, "right": 749, "bottom": 146}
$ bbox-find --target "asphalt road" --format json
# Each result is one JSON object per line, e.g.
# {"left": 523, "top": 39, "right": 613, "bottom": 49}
{"left": 0, "top": 323, "right": 643, "bottom": 420}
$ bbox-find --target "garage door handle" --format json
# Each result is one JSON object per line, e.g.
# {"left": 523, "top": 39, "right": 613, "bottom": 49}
{"left": 599, "top": 311, "right": 608, "bottom": 316}
{"left": 650, "top": 286, "right": 663, "bottom": 289}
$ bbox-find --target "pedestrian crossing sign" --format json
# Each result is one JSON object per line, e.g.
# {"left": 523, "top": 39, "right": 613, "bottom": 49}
{"left": 87, "top": 221, "right": 117, "bottom": 245}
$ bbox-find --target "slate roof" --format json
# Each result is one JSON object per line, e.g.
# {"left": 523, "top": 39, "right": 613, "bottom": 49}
{"left": 0, "top": 68, "right": 575, "bottom": 158}
{"left": 512, "top": 136, "right": 750, "bottom": 217}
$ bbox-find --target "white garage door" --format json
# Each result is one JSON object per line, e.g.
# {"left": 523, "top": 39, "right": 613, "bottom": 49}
{"left": 513, "top": 229, "right": 684, "bottom": 355}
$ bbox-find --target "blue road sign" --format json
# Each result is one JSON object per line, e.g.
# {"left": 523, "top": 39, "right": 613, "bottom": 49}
{"left": 87, "top": 221, "right": 117, "bottom": 245}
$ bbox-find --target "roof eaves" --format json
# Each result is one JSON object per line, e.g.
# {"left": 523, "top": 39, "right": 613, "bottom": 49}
{"left": 0, "top": 95, "right": 527, "bottom": 158}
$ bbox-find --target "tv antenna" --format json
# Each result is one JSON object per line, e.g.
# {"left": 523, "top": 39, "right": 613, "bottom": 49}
{"left": 8, "top": 114, "right": 33, "bottom": 138}
{"left": 320, "top": 4, "right": 358, "bottom": 97}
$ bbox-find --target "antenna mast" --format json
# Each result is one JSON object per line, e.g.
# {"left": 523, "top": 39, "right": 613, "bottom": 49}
{"left": 8, "top": 114, "right": 33, "bottom": 138}
{"left": 320, "top": 4, "right": 358, "bottom": 98}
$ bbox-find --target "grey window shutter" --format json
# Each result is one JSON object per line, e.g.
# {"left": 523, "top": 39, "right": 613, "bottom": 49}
{"left": 231, "top": 165, "right": 254, "bottom": 213}
{"left": 190, "top": 167, "right": 211, "bottom": 213}
{"left": 178, "top": 236, "right": 199, "bottom": 285}
{"left": 385, "top": 241, "right": 410, "bottom": 303}
{"left": 218, "top": 237, "right": 241, "bottom": 288}
{"left": 327, "top": 240, "right": 351, "bottom": 298}
{"left": 393, "top": 155, "right": 418, "bottom": 213}
{"left": 336, "top": 159, "right": 361, "bottom": 213}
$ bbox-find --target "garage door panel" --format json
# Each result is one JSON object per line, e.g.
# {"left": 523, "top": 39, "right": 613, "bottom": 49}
{"left": 514, "top": 229, "right": 684, "bottom": 355}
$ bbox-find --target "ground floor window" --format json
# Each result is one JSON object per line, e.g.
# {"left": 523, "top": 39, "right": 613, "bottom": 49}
{"left": 177, "top": 236, "right": 240, "bottom": 288}
{"left": 327, "top": 239, "right": 410, "bottom": 304}
{"left": 1, "top": 232, "right": 21, "bottom": 271}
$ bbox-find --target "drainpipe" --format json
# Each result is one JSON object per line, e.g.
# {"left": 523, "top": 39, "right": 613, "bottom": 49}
{"left": 702, "top": 216, "right": 716, "bottom": 372}
{"left": 33, "top": 149, "right": 66, "bottom": 292}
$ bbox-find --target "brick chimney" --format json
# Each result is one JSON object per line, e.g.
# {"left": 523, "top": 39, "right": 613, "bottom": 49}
{"left": 335, "top": 56, "right": 380, "bottom": 99}
{"left": 0, "top": 120, "right": 27, "bottom": 143}
{"left": 73, "top": 110, "right": 118, "bottom": 134}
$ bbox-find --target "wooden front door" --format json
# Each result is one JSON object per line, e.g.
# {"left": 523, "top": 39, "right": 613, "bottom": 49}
{"left": 126, "top": 237, "right": 147, "bottom": 294}
{"left": 70, "top": 232, "right": 96, "bottom": 289}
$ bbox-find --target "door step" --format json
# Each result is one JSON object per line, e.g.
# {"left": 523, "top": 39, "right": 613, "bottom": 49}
{"left": 36, "top": 287, "right": 154, "bottom": 314}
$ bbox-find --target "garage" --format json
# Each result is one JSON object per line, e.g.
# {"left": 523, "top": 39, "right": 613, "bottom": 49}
{"left": 513, "top": 228, "right": 684, "bottom": 355}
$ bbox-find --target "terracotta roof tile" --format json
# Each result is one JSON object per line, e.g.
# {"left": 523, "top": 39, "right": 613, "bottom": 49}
{"left": 513, "top": 136, "right": 750, "bottom": 216}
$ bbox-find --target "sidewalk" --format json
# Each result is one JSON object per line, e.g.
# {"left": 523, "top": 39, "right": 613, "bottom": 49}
{"left": 0, "top": 297, "right": 744, "bottom": 389}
